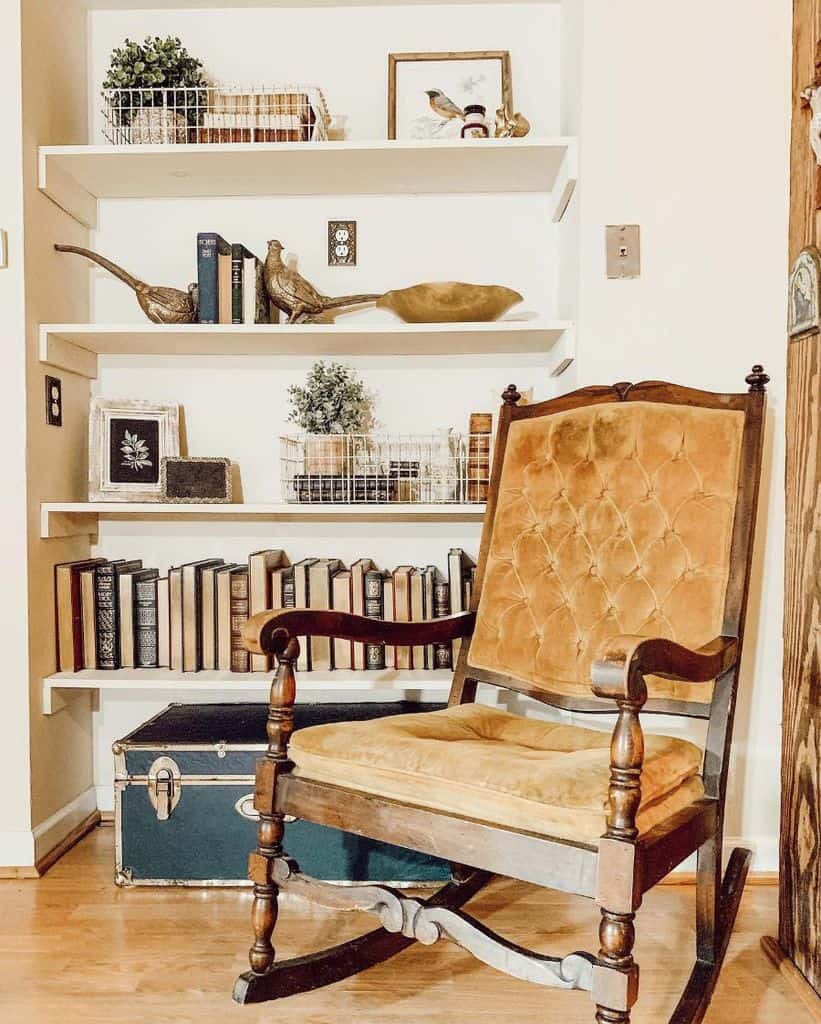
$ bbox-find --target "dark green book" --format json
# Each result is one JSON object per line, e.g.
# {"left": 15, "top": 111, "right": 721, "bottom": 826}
{"left": 196, "top": 232, "right": 230, "bottom": 324}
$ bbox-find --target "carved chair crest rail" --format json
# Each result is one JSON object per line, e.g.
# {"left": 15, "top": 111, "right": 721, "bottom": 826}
{"left": 233, "top": 366, "right": 768, "bottom": 1024}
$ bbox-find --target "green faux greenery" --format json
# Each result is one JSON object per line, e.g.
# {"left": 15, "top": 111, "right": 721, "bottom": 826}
{"left": 287, "top": 362, "right": 373, "bottom": 434}
{"left": 103, "top": 36, "right": 206, "bottom": 124}
{"left": 104, "top": 35, "right": 205, "bottom": 92}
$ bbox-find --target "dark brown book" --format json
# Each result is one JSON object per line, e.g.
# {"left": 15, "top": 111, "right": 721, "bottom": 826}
{"left": 432, "top": 569, "right": 451, "bottom": 669}
{"left": 350, "top": 557, "right": 375, "bottom": 670}
{"left": 392, "top": 565, "right": 413, "bottom": 670}
{"left": 248, "top": 549, "right": 288, "bottom": 672}
{"left": 54, "top": 558, "right": 106, "bottom": 672}
{"left": 364, "top": 568, "right": 388, "bottom": 670}
{"left": 467, "top": 412, "right": 493, "bottom": 502}
{"left": 229, "top": 567, "right": 250, "bottom": 672}
{"left": 215, "top": 564, "right": 241, "bottom": 671}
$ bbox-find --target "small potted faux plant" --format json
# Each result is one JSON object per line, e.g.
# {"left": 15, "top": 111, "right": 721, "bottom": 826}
{"left": 103, "top": 35, "right": 206, "bottom": 144}
{"left": 287, "top": 361, "right": 373, "bottom": 476}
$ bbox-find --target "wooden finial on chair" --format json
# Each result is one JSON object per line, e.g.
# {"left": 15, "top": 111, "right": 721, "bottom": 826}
{"left": 746, "top": 365, "right": 769, "bottom": 392}
{"left": 502, "top": 384, "right": 521, "bottom": 406}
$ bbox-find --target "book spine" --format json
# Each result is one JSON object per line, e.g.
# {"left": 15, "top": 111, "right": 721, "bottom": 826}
{"left": 95, "top": 566, "right": 119, "bottom": 670}
{"left": 467, "top": 413, "right": 492, "bottom": 502}
{"left": 134, "top": 577, "right": 159, "bottom": 668}
{"left": 364, "top": 570, "right": 385, "bottom": 670}
{"left": 197, "top": 233, "right": 219, "bottom": 324}
{"left": 230, "top": 571, "right": 250, "bottom": 672}
{"left": 231, "top": 243, "right": 244, "bottom": 324}
{"left": 433, "top": 579, "right": 452, "bottom": 669}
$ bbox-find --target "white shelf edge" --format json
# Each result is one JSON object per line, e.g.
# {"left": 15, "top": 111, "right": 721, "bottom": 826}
{"left": 40, "top": 501, "right": 488, "bottom": 538}
{"left": 39, "top": 320, "right": 574, "bottom": 379}
{"left": 42, "top": 668, "right": 454, "bottom": 714}
{"left": 38, "top": 136, "right": 578, "bottom": 227}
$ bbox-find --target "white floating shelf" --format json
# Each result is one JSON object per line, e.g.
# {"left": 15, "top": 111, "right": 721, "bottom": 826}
{"left": 41, "top": 501, "right": 487, "bottom": 539}
{"left": 39, "top": 320, "right": 575, "bottom": 379}
{"left": 38, "top": 138, "right": 578, "bottom": 228}
{"left": 42, "top": 668, "right": 453, "bottom": 715}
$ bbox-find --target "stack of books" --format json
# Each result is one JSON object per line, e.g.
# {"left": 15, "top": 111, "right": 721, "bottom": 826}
{"left": 54, "top": 548, "right": 476, "bottom": 675}
{"left": 196, "top": 233, "right": 272, "bottom": 325}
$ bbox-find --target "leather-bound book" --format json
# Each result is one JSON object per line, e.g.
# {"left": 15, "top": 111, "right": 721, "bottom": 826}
{"left": 94, "top": 559, "right": 142, "bottom": 670}
{"left": 364, "top": 568, "right": 387, "bottom": 671}
{"left": 350, "top": 557, "right": 375, "bottom": 670}
{"left": 215, "top": 565, "right": 241, "bottom": 671}
{"left": 54, "top": 557, "right": 105, "bottom": 672}
{"left": 432, "top": 569, "right": 452, "bottom": 670}
{"left": 230, "top": 567, "right": 250, "bottom": 672}
{"left": 182, "top": 559, "right": 224, "bottom": 673}
{"left": 132, "top": 569, "right": 160, "bottom": 669}
{"left": 467, "top": 412, "right": 493, "bottom": 502}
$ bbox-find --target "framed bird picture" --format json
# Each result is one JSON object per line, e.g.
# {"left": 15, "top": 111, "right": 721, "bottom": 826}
{"left": 388, "top": 50, "right": 514, "bottom": 141}
{"left": 88, "top": 398, "right": 180, "bottom": 502}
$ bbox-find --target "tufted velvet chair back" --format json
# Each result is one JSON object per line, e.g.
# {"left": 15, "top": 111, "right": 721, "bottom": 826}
{"left": 460, "top": 376, "right": 767, "bottom": 716}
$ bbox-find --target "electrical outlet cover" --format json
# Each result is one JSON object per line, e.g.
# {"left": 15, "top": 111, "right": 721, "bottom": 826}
{"left": 328, "top": 221, "right": 356, "bottom": 266}
{"left": 45, "top": 375, "right": 62, "bottom": 427}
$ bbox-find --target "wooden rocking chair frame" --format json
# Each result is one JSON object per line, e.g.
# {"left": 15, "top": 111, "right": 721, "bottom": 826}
{"left": 233, "top": 366, "right": 769, "bottom": 1024}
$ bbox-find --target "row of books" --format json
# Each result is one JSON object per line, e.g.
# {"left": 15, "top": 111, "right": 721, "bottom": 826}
{"left": 196, "top": 232, "right": 272, "bottom": 325}
{"left": 54, "top": 548, "right": 477, "bottom": 675}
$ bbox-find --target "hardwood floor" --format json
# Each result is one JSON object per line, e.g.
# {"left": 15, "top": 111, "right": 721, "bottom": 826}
{"left": 0, "top": 824, "right": 811, "bottom": 1024}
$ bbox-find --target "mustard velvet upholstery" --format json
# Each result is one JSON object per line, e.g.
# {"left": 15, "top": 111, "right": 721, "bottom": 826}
{"left": 289, "top": 704, "right": 705, "bottom": 845}
{"left": 468, "top": 401, "right": 745, "bottom": 703}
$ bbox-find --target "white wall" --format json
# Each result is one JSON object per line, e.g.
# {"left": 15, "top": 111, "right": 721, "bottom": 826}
{"left": 572, "top": 0, "right": 791, "bottom": 868}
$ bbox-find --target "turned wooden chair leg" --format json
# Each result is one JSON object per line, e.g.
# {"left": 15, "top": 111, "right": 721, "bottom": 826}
{"left": 595, "top": 909, "right": 637, "bottom": 1023}
{"left": 247, "top": 639, "right": 299, "bottom": 977}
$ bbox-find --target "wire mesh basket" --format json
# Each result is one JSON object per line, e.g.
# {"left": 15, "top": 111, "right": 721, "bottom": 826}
{"left": 101, "top": 83, "right": 331, "bottom": 145}
{"left": 280, "top": 433, "right": 493, "bottom": 505}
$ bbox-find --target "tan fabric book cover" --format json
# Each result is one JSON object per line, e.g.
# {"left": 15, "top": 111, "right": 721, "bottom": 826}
{"left": 293, "top": 558, "right": 318, "bottom": 672}
{"left": 118, "top": 571, "right": 136, "bottom": 669}
{"left": 331, "top": 568, "right": 352, "bottom": 670}
{"left": 308, "top": 558, "right": 342, "bottom": 672}
{"left": 409, "top": 568, "right": 426, "bottom": 669}
{"left": 350, "top": 557, "right": 374, "bottom": 670}
{"left": 218, "top": 249, "right": 232, "bottom": 324}
{"left": 157, "top": 576, "right": 170, "bottom": 669}
{"left": 248, "top": 549, "right": 288, "bottom": 672}
{"left": 80, "top": 567, "right": 97, "bottom": 670}
{"left": 169, "top": 567, "right": 183, "bottom": 672}
{"left": 393, "top": 565, "right": 413, "bottom": 670}
{"left": 200, "top": 564, "right": 222, "bottom": 671}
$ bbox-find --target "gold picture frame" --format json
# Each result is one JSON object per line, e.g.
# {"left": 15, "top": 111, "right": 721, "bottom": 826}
{"left": 387, "top": 50, "right": 515, "bottom": 141}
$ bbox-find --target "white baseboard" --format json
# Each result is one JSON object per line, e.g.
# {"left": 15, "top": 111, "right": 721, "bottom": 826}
{"left": 0, "top": 828, "right": 35, "bottom": 867}
{"left": 32, "top": 786, "right": 98, "bottom": 864}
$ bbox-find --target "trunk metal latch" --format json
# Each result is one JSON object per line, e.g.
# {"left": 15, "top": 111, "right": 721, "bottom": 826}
{"left": 147, "top": 756, "right": 181, "bottom": 821}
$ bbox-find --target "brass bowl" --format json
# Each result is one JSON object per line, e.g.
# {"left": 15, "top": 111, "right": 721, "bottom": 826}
{"left": 377, "top": 282, "right": 524, "bottom": 323}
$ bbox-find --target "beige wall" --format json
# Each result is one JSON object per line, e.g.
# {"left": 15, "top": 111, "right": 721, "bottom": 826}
{"left": 573, "top": 0, "right": 791, "bottom": 866}
{"left": 20, "top": 0, "right": 95, "bottom": 849}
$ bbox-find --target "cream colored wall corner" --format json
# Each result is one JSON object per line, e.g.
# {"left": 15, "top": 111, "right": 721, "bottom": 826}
{"left": 20, "top": 0, "right": 94, "bottom": 851}
{"left": 573, "top": 0, "right": 791, "bottom": 869}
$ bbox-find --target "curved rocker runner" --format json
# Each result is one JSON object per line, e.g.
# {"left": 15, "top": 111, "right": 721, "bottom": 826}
{"left": 232, "top": 369, "right": 769, "bottom": 1024}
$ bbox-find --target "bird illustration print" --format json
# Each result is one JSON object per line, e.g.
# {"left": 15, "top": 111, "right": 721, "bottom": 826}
{"left": 424, "top": 89, "right": 465, "bottom": 125}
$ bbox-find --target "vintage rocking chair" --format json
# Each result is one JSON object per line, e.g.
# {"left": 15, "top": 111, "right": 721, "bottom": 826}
{"left": 233, "top": 367, "right": 768, "bottom": 1023}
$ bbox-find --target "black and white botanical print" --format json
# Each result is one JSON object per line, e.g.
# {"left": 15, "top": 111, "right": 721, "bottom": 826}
{"left": 108, "top": 417, "right": 160, "bottom": 485}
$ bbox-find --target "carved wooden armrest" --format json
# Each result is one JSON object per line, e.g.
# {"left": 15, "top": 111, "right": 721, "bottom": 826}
{"left": 590, "top": 634, "right": 739, "bottom": 704}
{"left": 590, "top": 635, "right": 737, "bottom": 844}
{"left": 243, "top": 608, "right": 476, "bottom": 658}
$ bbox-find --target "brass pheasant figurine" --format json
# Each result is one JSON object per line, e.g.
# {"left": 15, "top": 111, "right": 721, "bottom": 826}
{"left": 264, "top": 240, "right": 381, "bottom": 323}
{"left": 55, "top": 244, "right": 197, "bottom": 324}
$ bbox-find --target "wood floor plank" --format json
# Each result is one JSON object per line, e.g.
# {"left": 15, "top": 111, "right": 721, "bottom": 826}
{"left": 0, "top": 827, "right": 812, "bottom": 1023}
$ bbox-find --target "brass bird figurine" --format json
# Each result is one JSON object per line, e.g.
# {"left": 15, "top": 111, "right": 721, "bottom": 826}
{"left": 425, "top": 89, "right": 464, "bottom": 123}
{"left": 263, "top": 240, "right": 381, "bottom": 323}
{"left": 55, "top": 244, "right": 197, "bottom": 324}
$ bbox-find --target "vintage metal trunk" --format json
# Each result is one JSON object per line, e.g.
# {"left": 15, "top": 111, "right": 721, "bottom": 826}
{"left": 114, "top": 701, "right": 449, "bottom": 887}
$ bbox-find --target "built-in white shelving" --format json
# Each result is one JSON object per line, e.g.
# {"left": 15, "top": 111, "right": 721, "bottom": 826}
{"left": 38, "top": 138, "right": 578, "bottom": 228}
{"left": 40, "top": 320, "right": 575, "bottom": 379}
{"left": 42, "top": 668, "right": 454, "bottom": 715}
{"left": 41, "top": 501, "right": 487, "bottom": 539}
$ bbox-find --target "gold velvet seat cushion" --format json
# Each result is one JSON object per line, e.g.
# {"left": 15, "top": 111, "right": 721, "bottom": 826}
{"left": 289, "top": 704, "right": 705, "bottom": 846}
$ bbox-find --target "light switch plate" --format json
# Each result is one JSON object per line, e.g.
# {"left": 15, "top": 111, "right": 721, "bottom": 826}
{"left": 328, "top": 221, "right": 356, "bottom": 266}
{"left": 606, "top": 225, "right": 641, "bottom": 279}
